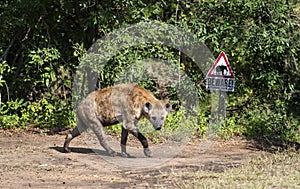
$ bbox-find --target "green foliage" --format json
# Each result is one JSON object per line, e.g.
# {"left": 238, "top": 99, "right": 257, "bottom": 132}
{"left": 0, "top": 99, "right": 27, "bottom": 129}
{"left": 0, "top": 96, "right": 76, "bottom": 130}
{"left": 217, "top": 117, "right": 244, "bottom": 140}
{"left": 23, "top": 96, "right": 76, "bottom": 128}
{"left": 26, "top": 48, "right": 60, "bottom": 88}
{"left": 0, "top": 0, "right": 299, "bottom": 144}
{"left": 0, "top": 61, "right": 10, "bottom": 87}
{"left": 234, "top": 100, "right": 300, "bottom": 142}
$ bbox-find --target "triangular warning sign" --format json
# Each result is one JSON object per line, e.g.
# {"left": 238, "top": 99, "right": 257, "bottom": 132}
{"left": 206, "top": 52, "right": 234, "bottom": 78}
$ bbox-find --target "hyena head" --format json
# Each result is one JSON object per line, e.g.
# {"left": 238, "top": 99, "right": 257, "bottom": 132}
{"left": 143, "top": 101, "right": 171, "bottom": 130}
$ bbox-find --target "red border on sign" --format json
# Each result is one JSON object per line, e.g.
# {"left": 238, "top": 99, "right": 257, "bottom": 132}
{"left": 207, "top": 51, "right": 234, "bottom": 78}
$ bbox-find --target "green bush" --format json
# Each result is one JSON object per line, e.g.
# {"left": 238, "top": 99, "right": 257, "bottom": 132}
{"left": 0, "top": 96, "right": 75, "bottom": 130}
{"left": 0, "top": 0, "right": 299, "bottom": 144}
{"left": 242, "top": 103, "right": 299, "bottom": 143}
{"left": 0, "top": 99, "right": 27, "bottom": 129}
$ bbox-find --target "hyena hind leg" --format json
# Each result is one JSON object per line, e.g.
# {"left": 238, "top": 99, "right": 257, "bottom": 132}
{"left": 63, "top": 119, "right": 87, "bottom": 153}
{"left": 91, "top": 121, "right": 117, "bottom": 157}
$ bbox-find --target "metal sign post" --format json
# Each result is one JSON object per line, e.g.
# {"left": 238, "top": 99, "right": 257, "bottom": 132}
{"left": 206, "top": 52, "right": 235, "bottom": 120}
{"left": 218, "top": 90, "right": 227, "bottom": 119}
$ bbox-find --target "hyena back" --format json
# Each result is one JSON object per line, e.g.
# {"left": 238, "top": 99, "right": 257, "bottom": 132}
{"left": 63, "top": 84, "right": 171, "bottom": 157}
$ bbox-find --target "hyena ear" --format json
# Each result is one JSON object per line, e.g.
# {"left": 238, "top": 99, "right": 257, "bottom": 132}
{"left": 144, "top": 102, "right": 152, "bottom": 113}
{"left": 165, "top": 103, "right": 171, "bottom": 113}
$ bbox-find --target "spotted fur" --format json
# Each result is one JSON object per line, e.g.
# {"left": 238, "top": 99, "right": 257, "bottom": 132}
{"left": 63, "top": 84, "right": 171, "bottom": 157}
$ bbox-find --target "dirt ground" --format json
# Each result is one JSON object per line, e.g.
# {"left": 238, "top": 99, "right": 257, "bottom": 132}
{"left": 0, "top": 130, "right": 262, "bottom": 189}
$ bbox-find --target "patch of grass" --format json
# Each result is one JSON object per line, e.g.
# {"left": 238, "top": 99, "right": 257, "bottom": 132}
{"left": 172, "top": 150, "right": 300, "bottom": 188}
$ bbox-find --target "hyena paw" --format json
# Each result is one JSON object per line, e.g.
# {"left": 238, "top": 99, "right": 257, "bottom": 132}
{"left": 63, "top": 147, "right": 71, "bottom": 153}
{"left": 108, "top": 150, "right": 117, "bottom": 157}
{"left": 144, "top": 148, "right": 152, "bottom": 157}
{"left": 121, "top": 152, "right": 130, "bottom": 158}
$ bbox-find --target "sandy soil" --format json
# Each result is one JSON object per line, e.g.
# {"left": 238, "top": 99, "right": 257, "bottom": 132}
{"left": 0, "top": 130, "right": 261, "bottom": 188}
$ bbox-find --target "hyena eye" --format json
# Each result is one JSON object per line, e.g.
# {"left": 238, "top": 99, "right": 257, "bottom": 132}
{"left": 161, "top": 117, "right": 165, "bottom": 120}
{"left": 152, "top": 116, "right": 157, "bottom": 121}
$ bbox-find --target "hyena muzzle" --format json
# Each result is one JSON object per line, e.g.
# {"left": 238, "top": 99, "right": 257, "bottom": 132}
{"left": 63, "top": 84, "right": 171, "bottom": 157}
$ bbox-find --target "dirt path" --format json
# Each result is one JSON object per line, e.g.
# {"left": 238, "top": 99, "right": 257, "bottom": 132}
{"left": 0, "top": 130, "right": 261, "bottom": 188}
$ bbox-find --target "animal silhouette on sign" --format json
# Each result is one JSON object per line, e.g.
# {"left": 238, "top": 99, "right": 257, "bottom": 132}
{"left": 215, "top": 65, "right": 228, "bottom": 76}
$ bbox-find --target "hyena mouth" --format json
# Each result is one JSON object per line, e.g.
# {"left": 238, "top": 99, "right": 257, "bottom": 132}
{"left": 156, "top": 126, "right": 162, "bottom": 130}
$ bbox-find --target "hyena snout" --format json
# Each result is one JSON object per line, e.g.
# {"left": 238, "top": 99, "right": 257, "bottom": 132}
{"left": 156, "top": 126, "right": 162, "bottom": 130}
{"left": 151, "top": 116, "right": 164, "bottom": 130}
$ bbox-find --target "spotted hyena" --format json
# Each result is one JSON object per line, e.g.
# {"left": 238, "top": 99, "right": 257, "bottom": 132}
{"left": 64, "top": 84, "right": 171, "bottom": 157}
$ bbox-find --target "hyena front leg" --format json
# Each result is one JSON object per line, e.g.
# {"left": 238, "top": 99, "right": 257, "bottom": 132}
{"left": 130, "top": 129, "right": 152, "bottom": 157}
{"left": 91, "top": 120, "right": 117, "bottom": 157}
{"left": 122, "top": 121, "right": 152, "bottom": 157}
{"left": 120, "top": 127, "right": 130, "bottom": 157}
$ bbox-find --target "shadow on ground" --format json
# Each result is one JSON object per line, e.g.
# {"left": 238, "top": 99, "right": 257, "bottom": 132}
{"left": 50, "top": 146, "right": 137, "bottom": 158}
